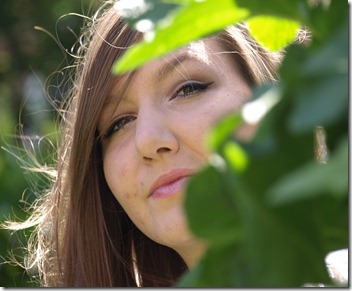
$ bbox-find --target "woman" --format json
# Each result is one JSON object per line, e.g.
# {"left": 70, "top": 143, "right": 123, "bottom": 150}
{"left": 7, "top": 1, "right": 285, "bottom": 287}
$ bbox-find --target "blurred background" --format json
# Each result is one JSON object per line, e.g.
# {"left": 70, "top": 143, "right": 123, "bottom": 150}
{"left": 0, "top": 0, "right": 98, "bottom": 286}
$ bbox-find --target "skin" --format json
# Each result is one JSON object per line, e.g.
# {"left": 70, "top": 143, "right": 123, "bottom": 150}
{"left": 98, "top": 38, "right": 251, "bottom": 268}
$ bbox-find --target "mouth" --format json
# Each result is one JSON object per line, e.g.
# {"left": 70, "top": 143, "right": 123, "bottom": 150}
{"left": 149, "top": 169, "right": 194, "bottom": 199}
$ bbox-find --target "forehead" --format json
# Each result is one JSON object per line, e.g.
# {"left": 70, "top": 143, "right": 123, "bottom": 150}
{"left": 104, "top": 37, "right": 230, "bottom": 108}
{"left": 127, "top": 37, "right": 229, "bottom": 83}
{"left": 158, "top": 37, "right": 224, "bottom": 69}
{"left": 137, "top": 38, "right": 223, "bottom": 84}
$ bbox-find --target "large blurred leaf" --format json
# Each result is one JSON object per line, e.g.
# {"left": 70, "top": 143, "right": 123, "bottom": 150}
{"left": 246, "top": 16, "right": 300, "bottom": 51}
{"left": 113, "top": 0, "right": 249, "bottom": 73}
{"left": 179, "top": 2, "right": 348, "bottom": 285}
{"left": 235, "top": 0, "right": 306, "bottom": 21}
{"left": 181, "top": 155, "right": 334, "bottom": 287}
{"left": 223, "top": 141, "right": 248, "bottom": 173}
{"left": 177, "top": 243, "right": 241, "bottom": 286}
{"left": 267, "top": 136, "right": 348, "bottom": 205}
{"left": 279, "top": 21, "right": 349, "bottom": 133}
{"left": 207, "top": 112, "right": 242, "bottom": 151}
{"left": 304, "top": 0, "right": 348, "bottom": 43}
{"left": 184, "top": 160, "right": 242, "bottom": 246}
{"left": 112, "top": 0, "right": 318, "bottom": 74}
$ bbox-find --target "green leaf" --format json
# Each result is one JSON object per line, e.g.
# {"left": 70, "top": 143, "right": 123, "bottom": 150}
{"left": 184, "top": 162, "right": 242, "bottom": 245}
{"left": 304, "top": 0, "right": 348, "bottom": 42}
{"left": 176, "top": 243, "right": 240, "bottom": 287}
{"left": 288, "top": 73, "right": 348, "bottom": 132}
{"left": 286, "top": 22, "right": 348, "bottom": 133}
{"left": 183, "top": 168, "right": 333, "bottom": 286}
{"left": 241, "top": 84, "right": 281, "bottom": 143}
{"left": 109, "top": 0, "right": 349, "bottom": 287}
{"left": 267, "top": 135, "right": 348, "bottom": 205}
{"left": 239, "top": 202, "right": 332, "bottom": 287}
{"left": 235, "top": 0, "right": 306, "bottom": 21}
{"left": 113, "top": 0, "right": 250, "bottom": 73}
{"left": 223, "top": 141, "right": 248, "bottom": 173}
{"left": 246, "top": 16, "right": 300, "bottom": 51}
{"left": 208, "top": 112, "right": 242, "bottom": 151}
{"left": 163, "top": 0, "right": 196, "bottom": 4}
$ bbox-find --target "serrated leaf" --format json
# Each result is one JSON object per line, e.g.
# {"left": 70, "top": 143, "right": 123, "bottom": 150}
{"left": 246, "top": 16, "right": 300, "bottom": 51}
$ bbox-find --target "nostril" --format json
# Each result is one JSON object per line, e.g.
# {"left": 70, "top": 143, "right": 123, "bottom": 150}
{"left": 156, "top": 147, "right": 171, "bottom": 154}
{"left": 143, "top": 156, "right": 153, "bottom": 161}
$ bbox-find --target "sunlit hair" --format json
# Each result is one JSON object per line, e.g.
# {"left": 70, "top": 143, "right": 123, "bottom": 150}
{"left": 4, "top": 0, "right": 306, "bottom": 287}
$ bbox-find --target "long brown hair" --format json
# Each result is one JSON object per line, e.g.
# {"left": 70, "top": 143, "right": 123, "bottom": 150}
{"left": 5, "top": 1, "right": 288, "bottom": 287}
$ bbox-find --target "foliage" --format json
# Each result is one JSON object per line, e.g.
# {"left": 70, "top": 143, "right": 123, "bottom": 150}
{"left": 114, "top": 0, "right": 348, "bottom": 287}
{"left": 0, "top": 0, "right": 93, "bottom": 286}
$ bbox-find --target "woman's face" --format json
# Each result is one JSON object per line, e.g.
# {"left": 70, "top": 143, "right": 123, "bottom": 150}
{"left": 98, "top": 37, "right": 251, "bottom": 266}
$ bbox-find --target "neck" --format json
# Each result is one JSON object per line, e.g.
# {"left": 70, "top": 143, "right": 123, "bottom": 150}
{"left": 176, "top": 240, "right": 208, "bottom": 269}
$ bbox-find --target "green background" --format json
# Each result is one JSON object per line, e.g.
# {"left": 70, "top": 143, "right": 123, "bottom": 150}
{"left": 0, "top": 0, "right": 94, "bottom": 286}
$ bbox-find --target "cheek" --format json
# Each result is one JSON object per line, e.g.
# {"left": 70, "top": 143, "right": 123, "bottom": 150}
{"left": 103, "top": 150, "right": 146, "bottom": 230}
{"left": 201, "top": 92, "right": 244, "bottom": 127}
{"left": 102, "top": 147, "right": 150, "bottom": 230}
{"left": 198, "top": 88, "right": 252, "bottom": 142}
{"left": 102, "top": 143, "right": 135, "bottom": 201}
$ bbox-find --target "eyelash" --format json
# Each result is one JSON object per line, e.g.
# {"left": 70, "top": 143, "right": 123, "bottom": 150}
{"left": 105, "top": 115, "right": 136, "bottom": 138}
{"left": 105, "top": 81, "right": 213, "bottom": 138}
{"left": 171, "top": 81, "right": 213, "bottom": 100}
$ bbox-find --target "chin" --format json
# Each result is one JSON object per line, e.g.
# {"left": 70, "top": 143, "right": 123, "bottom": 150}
{"left": 160, "top": 216, "right": 199, "bottom": 249}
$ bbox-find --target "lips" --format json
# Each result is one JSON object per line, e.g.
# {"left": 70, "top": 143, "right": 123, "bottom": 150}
{"left": 149, "top": 169, "right": 194, "bottom": 199}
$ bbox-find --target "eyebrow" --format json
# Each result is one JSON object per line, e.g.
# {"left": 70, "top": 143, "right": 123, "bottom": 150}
{"left": 103, "top": 53, "right": 200, "bottom": 112}
{"left": 157, "top": 53, "right": 194, "bottom": 82}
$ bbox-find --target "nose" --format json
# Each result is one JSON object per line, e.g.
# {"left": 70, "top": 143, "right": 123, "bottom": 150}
{"left": 135, "top": 108, "right": 179, "bottom": 161}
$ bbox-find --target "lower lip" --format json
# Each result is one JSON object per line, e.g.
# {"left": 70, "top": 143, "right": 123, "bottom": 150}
{"left": 151, "top": 176, "right": 190, "bottom": 199}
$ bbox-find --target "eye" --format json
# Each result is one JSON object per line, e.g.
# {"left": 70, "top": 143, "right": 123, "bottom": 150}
{"left": 105, "top": 115, "right": 136, "bottom": 138}
{"left": 172, "top": 81, "right": 213, "bottom": 100}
